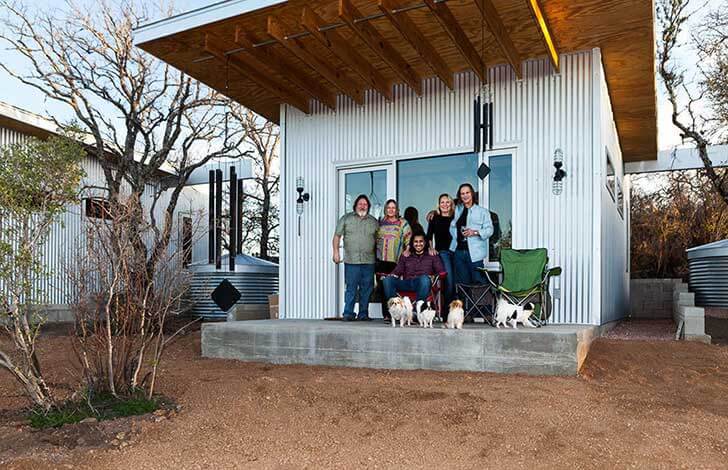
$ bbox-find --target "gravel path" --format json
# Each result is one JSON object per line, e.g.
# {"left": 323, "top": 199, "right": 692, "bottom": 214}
{"left": 1, "top": 329, "right": 727, "bottom": 469}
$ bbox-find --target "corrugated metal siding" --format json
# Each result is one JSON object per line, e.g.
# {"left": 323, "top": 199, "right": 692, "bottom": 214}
{"left": 597, "top": 51, "right": 630, "bottom": 325}
{"left": 282, "top": 50, "right": 601, "bottom": 324}
{"left": 1, "top": 124, "right": 207, "bottom": 305}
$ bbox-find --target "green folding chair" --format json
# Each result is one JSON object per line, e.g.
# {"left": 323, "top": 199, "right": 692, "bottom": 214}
{"left": 480, "top": 248, "right": 562, "bottom": 326}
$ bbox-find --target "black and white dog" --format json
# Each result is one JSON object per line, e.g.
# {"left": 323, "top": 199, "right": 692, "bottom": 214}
{"left": 494, "top": 298, "right": 538, "bottom": 329}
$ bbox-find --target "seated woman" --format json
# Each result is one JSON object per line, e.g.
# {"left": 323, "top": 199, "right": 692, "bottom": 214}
{"left": 382, "top": 232, "right": 444, "bottom": 303}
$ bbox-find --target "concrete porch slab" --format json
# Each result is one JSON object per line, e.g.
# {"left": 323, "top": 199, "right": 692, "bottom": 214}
{"left": 201, "top": 320, "right": 599, "bottom": 376}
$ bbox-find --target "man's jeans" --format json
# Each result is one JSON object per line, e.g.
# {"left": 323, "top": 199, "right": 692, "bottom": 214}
{"left": 344, "top": 263, "right": 375, "bottom": 320}
{"left": 382, "top": 275, "right": 432, "bottom": 302}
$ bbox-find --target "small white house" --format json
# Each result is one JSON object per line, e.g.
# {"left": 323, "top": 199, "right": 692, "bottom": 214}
{"left": 135, "top": 0, "right": 657, "bottom": 325}
{"left": 0, "top": 101, "right": 251, "bottom": 319}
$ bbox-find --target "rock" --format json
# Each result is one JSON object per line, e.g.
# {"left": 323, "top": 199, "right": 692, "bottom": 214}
{"left": 79, "top": 417, "right": 97, "bottom": 424}
{"left": 115, "top": 432, "right": 126, "bottom": 440}
{"left": 152, "top": 409, "right": 166, "bottom": 417}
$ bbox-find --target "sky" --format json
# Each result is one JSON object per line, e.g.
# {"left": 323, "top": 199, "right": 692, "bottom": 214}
{"left": 0, "top": 0, "right": 719, "bottom": 153}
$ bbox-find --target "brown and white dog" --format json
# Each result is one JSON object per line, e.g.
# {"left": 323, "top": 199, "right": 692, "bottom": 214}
{"left": 444, "top": 300, "right": 464, "bottom": 329}
{"left": 387, "top": 296, "right": 414, "bottom": 327}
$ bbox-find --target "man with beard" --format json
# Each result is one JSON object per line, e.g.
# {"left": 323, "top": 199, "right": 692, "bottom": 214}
{"left": 332, "top": 194, "right": 379, "bottom": 321}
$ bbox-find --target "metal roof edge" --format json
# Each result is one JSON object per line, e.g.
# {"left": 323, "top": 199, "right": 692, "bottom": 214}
{"left": 133, "top": 0, "right": 286, "bottom": 46}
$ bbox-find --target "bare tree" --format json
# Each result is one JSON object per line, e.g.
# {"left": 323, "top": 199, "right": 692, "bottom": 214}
{"left": 229, "top": 107, "right": 280, "bottom": 260}
{"left": 631, "top": 170, "right": 728, "bottom": 278}
{"left": 0, "top": 0, "right": 250, "bottom": 398}
{"left": 68, "top": 198, "right": 195, "bottom": 399}
{"left": 0, "top": 0, "right": 247, "bottom": 279}
{"left": 657, "top": 0, "right": 728, "bottom": 203}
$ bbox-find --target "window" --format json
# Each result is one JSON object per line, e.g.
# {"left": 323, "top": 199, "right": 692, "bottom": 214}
{"left": 182, "top": 216, "right": 193, "bottom": 267}
{"left": 85, "top": 198, "right": 112, "bottom": 220}
{"left": 397, "top": 153, "right": 479, "bottom": 232}
{"left": 488, "top": 155, "right": 512, "bottom": 262}
{"left": 344, "top": 170, "right": 387, "bottom": 219}
{"left": 606, "top": 153, "right": 616, "bottom": 202}
{"left": 616, "top": 178, "right": 624, "bottom": 219}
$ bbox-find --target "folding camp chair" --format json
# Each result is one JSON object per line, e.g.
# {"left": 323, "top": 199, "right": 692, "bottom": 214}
{"left": 454, "top": 282, "right": 493, "bottom": 324}
{"left": 480, "top": 248, "right": 562, "bottom": 326}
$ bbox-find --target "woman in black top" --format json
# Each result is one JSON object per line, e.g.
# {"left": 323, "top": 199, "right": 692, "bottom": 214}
{"left": 426, "top": 193, "right": 456, "bottom": 309}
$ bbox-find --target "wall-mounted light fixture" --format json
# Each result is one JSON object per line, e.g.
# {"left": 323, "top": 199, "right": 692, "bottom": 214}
{"left": 552, "top": 148, "right": 567, "bottom": 195}
{"left": 296, "top": 176, "right": 310, "bottom": 236}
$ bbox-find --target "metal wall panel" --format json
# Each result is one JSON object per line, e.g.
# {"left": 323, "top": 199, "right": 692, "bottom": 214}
{"left": 282, "top": 50, "right": 606, "bottom": 324}
{"left": 1, "top": 125, "right": 208, "bottom": 306}
{"left": 596, "top": 51, "right": 630, "bottom": 324}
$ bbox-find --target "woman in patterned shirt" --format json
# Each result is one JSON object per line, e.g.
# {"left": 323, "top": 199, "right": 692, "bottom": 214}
{"left": 376, "top": 199, "right": 412, "bottom": 321}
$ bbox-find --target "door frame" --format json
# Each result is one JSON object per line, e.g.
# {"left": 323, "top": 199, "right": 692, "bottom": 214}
{"left": 479, "top": 146, "right": 518, "bottom": 271}
{"left": 335, "top": 163, "right": 395, "bottom": 317}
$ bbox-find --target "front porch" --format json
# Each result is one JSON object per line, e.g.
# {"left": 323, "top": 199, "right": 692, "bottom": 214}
{"left": 202, "top": 320, "right": 598, "bottom": 375}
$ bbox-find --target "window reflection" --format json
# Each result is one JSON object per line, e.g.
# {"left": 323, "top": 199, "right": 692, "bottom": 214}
{"left": 397, "top": 153, "right": 478, "bottom": 233}
{"left": 488, "top": 155, "right": 512, "bottom": 262}
{"left": 345, "top": 170, "right": 387, "bottom": 219}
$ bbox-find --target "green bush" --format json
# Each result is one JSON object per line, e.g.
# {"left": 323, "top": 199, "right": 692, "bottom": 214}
{"left": 28, "top": 391, "right": 163, "bottom": 429}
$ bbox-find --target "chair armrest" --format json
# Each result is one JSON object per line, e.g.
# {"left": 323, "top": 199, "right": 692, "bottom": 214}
{"left": 476, "top": 267, "right": 500, "bottom": 288}
{"left": 546, "top": 267, "right": 562, "bottom": 277}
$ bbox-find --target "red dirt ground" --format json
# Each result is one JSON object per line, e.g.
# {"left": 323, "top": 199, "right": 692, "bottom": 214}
{"left": 1, "top": 327, "right": 727, "bottom": 469}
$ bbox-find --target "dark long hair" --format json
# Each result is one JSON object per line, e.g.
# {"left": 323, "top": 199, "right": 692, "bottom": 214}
{"left": 408, "top": 230, "right": 429, "bottom": 254}
{"left": 352, "top": 194, "right": 371, "bottom": 212}
{"left": 456, "top": 183, "right": 478, "bottom": 205}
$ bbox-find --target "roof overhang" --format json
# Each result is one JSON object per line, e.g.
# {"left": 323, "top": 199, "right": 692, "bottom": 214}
{"left": 134, "top": 0, "right": 286, "bottom": 45}
{"left": 135, "top": 0, "right": 658, "bottom": 162}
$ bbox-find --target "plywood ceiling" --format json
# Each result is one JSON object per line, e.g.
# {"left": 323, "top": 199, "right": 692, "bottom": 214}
{"left": 138, "top": 0, "right": 657, "bottom": 162}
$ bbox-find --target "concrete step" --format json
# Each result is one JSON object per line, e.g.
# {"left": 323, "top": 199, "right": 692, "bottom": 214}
{"left": 202, "top": 320, "right": 598, "bottom": 376}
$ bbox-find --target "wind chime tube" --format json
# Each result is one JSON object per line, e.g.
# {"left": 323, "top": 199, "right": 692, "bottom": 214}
{"left": 483, "top": 101, "right": 489, "bottom": 149}
{"left": 208, "top": 170, "right": 215, "bottom": 264}
{"left": 237, "top": 179, "right": 244, "bottom": 255}
{"left": 473, "top": 95, "right": 481, "bottom": 153}
{"left": 229, "top": 166, "right": 237, "bottom": 272}
{"left": 488, "top": 101, "right": 494, "bottom": 150}
{"left": 215, "top": 169, "right": 223, "bottom": 270}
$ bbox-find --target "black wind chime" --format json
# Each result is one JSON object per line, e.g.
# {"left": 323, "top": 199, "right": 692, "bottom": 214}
{"left": 473, "top": 4, "right": 493, "bottom": 181}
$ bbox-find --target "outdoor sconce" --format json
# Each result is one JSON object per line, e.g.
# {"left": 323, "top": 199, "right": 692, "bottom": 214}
{"left": 552, "top": 148, "right": 567, "bottom": 195}
{"left": 296, "top": 176, "right": 310, "bottom": 236}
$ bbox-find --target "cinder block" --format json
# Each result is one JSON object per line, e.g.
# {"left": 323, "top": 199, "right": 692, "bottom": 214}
{"left": 227, "top": 304, "right": 269, "bottom": 321}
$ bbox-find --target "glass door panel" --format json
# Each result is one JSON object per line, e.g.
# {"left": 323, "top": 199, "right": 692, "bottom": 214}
{"left": 337, "top": 165, "right": 394, "bottom": 317}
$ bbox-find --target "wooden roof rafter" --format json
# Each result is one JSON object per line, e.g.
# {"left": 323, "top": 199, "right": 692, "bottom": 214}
{"left": 267, "top": 15, "right": 365, "bottom": 105}
{"left": 203, "top": 34, "right": 311, "bottom": 114}
{"left": 378, "top": 0, "right": 454, "bottom": 90}
{"left": 233, "top": 28, "right": 338, "bottom": 110}
{"left": 472, "top": 0, "right": 523, "bottom": 79}
{"left": 338, "top": 0, "right": 422, "bottom": 96}
{"left": 423, "top": 0, "right": 487, "bottom": 83}
{"left": 525, "top": 0, "right": 559, "bottom": 72}
{"left": 301, "top": 7, "right": 393, "bottom": 101}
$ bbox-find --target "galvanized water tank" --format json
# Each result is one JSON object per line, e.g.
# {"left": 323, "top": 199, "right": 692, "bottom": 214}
{"left": 187, "top": 254, "right": 279, "bottom": 318}
{"left": 687, "top": 240, "right": 728, "bottom": 307}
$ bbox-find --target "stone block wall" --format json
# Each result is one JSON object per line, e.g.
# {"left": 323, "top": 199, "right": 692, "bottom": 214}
{"left": 630, "top": 279, "right": 681, "bottom": 319}
{"left": 673, "top": 282, "right": 711, "bottom": 343}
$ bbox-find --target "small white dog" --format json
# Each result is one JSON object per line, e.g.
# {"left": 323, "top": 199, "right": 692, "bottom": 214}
{"left": 387, "top": 296, "right": 413, "bottom": 327}
{"left": 494, "top": 298, "right": 537, "bottom": 329}
{"left": 444, "top": 300, "right": 464, "bottom": 329}
{"left": 415, "top": 300, "right": 436, "bottom": 328}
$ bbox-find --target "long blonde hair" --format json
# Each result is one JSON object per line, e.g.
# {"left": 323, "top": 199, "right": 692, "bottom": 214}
{"left": 436, "top": 193, "right": 455, "bottom": 217}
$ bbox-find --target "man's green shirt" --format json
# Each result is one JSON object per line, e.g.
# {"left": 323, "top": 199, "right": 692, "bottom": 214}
{"left": 334, "top": 212, "right": 378, "bottom": 264}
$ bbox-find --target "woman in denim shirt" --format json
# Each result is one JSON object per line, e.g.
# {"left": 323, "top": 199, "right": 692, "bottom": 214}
{"left": 449, "top": 183, "right": 494, "bottom": 287}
